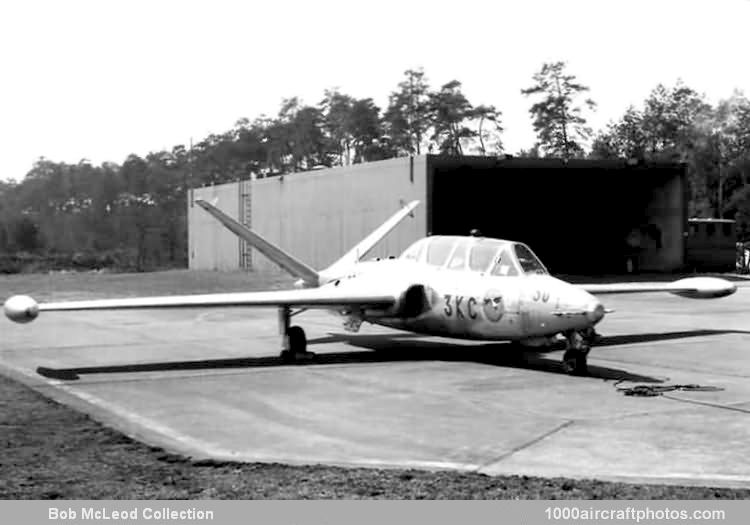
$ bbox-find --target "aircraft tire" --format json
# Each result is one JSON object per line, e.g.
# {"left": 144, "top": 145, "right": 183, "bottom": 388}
{"left": 562, "top": 350, "right": 588, "bottom": 375}
{"left": 288, "top": 325, "right": 307, "bottom": 354}
{"left": 279, "top": 326, "right": 312, "bottom": 363}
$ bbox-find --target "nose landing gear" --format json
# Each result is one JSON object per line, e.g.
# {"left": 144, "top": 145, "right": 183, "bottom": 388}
{"left": 562, "top": 329, "right": 595, "bottom": 375}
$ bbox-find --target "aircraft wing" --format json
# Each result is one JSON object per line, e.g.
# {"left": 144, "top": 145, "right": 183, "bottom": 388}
{"left": 4, "top": 287, "right": 396, "bottom": 324}
{"left": 578, "top": 277, "right": 737, "bottom": 299}
{"left": 323, "top": 200, "right": 420, "bottom": 276}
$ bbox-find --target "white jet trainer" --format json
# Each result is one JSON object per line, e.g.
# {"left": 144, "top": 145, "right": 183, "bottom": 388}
{"left": 4, "top": 200, "right": 737, "bottom": 375}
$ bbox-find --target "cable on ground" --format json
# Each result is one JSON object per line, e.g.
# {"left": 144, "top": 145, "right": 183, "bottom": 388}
{"left": 614, "top": 380, "right": 724, "bottom": 397}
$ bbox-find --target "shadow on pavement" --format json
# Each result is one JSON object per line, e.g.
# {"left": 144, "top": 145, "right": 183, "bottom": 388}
{"left": 597, "top": 329, "right": 750, "bottom": 347}
{"left": 32, "top": 328, "right": 702, "bottom": 384}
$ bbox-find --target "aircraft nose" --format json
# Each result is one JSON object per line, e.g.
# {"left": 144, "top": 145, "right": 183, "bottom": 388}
{"left": 585, "top": 299, "right": 605, "bottom": 324}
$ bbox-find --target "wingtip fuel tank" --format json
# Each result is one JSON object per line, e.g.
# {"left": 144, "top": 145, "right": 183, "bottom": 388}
{"left": 4, "top": 295, "right": 39, "bottom": 323}
{"left": 669, "top": 277, "right": 737, "bottom": 299}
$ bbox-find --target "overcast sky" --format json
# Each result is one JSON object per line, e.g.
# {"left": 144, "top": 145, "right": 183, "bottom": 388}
{"left": 1, "top": 0, "right": 748, "bottom": 181}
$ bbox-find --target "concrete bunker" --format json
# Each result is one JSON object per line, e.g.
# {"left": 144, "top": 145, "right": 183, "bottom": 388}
{"left": 189, "top": 155, "right": 687, "bottom": 275}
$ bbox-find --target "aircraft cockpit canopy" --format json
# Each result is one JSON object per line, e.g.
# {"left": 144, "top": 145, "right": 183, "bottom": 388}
{"left": 399, "top": 236, "right": 548, "bottom": 276}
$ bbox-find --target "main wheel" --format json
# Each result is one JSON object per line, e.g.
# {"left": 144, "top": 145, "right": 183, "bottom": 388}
{"left": 288, "top": 325, "right": 307, "bottom": 354}
{"left": 279, "top": 326, "right": 311, "bottom": 363}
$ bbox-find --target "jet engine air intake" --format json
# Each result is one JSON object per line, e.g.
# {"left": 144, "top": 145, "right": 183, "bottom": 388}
{"left": 398, "top": 284, "right": 432, "bottom": 318}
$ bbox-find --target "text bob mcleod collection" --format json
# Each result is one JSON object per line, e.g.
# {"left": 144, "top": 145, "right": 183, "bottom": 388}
{"left": 49, "top": 507, "right": 215, "bottom": 521}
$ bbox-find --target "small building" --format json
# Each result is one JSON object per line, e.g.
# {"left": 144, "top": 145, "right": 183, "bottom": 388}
{"left": 685, "top": 218, "right": 736, "bottom": 272}
{"left": 188, "top": 155, "right": 688, "bottom": 275}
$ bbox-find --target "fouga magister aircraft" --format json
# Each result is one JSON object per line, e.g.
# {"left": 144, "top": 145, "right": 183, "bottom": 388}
{"left": 3, "top": 200, "right": 737, "bottom": 375}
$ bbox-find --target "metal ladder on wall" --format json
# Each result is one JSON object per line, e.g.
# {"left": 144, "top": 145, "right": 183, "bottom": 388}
{"left": 239, "top": 180, "right": 253, "bottom": 270}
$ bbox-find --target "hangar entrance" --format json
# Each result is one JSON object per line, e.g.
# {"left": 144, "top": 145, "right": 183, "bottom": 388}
{"left": 428, "top": 159, "right": 685, "bottom": 275}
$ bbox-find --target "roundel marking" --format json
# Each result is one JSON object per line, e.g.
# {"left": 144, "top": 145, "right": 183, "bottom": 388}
{"left": 483, "top": 289, "right": 505, "bottom": 322}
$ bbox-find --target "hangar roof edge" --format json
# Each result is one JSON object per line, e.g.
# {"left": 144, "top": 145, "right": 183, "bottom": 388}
{"left": 188, "top": 155, "right": 685, "bottom": 192}
{"left": 423, "top": 154, "right": 685, "bottom": 170}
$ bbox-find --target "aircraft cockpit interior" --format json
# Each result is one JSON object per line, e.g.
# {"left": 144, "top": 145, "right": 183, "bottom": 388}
{"left": 399, "top": 236, "right": 548, "bottom": 276}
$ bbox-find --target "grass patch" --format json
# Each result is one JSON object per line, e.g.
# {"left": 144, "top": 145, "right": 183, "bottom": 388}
{"left": 0, "top": 269, "right": 290, "bottom": 302}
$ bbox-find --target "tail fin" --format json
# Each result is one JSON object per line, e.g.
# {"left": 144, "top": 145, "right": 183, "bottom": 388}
{"left": 194, "top": 199, "right": 320, "bottom": 286}
{"left": 322, "top": 200, "right": 420, "bottom": 277}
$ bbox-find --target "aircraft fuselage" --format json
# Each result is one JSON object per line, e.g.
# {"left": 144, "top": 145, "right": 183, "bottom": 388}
{"left": 326, "top": 259, "right": 604, "bottom": 343}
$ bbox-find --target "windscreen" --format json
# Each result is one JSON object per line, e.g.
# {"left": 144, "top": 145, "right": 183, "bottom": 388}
{"left": 490, "top": 245, "right": 520, "bottom": 276}
{"left": 513, "top": 243, "right": 548, "bottom": 275}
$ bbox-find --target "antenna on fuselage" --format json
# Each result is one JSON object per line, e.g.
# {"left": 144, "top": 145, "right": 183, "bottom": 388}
{"left": 469, "top": 229, "right": 483, "bottom": 237}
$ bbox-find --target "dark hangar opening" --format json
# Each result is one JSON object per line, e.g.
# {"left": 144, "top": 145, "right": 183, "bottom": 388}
{"left": 428, "top": 158, "right": 685, "bottom": 275}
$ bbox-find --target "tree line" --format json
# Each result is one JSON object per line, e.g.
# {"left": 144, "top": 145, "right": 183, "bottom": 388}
{"left": 1, "top": 62, "right": 749, "bottom": 272}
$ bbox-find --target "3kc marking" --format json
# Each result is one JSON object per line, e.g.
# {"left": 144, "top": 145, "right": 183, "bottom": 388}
{"left": 443, "top": 294, "right": 478, "bottom": 319}
{"left": 443, "top": 289, "right": 552, "bottom": 319}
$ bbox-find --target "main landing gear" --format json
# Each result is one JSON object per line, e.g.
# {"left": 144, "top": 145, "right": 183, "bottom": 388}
{"left": 561, "top": 329, "right": 596, "bottom": 375}
{"left": 278, "top": 306, "right": 315, "bottom": 363}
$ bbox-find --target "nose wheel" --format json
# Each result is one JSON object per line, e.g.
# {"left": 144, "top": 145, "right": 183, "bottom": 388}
{"left": 278, "top": 307, "right": 315, "bottom": 363}
{"left": 562, "top": 330, "right": 591, "bottom": 375}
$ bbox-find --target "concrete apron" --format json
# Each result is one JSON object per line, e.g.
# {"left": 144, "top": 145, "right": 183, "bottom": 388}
{"left": 2, "top": 286, "right": 750, "bottom": 488}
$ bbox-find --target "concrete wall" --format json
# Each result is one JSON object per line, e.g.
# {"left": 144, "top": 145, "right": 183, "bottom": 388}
{"left": 639, "top": 173, "right": 685, "bottom": 271}
{"left": 188, "top": 183, "right": 244, "bottom": 271}
{"left": 249, "top": 156, "right": 427, "bottom": 273}
{"left": 189, "top": 157, "right": 427, "bottom": 272}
